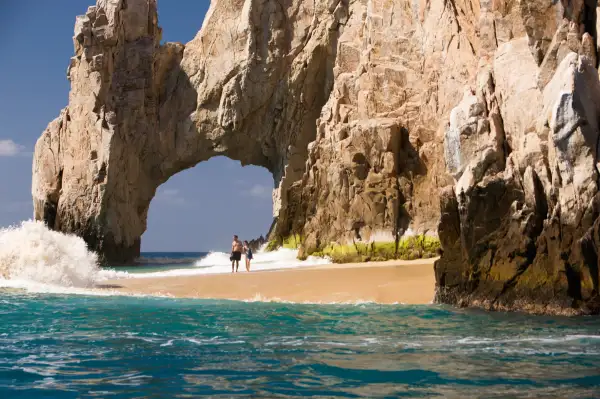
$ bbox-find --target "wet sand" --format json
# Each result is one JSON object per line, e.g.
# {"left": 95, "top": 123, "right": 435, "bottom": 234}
{"left": 99, "top": 258, "right": 437, "bottom": 304}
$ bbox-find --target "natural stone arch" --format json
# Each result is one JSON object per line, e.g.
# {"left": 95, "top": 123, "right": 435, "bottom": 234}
{"left": 143, "top": 157, "right": 274, "bottom": 251}
{"left": 32, "top": 0, "right": 343, "bottom": 263}
{"left": 31, "top": 0, "right": 600, "bottom": 314}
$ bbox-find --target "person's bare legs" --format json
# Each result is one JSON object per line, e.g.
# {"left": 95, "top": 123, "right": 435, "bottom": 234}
{"left": 235, "top": 260, "right": 239, "bottom": 272}
{"left": 246, "top": 259, "right": 251, "bottom": 272}
{"left": 231, "top": 260, "right": 235, "bottom": 273}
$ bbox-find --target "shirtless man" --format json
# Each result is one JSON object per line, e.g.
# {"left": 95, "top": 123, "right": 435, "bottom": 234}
{"left": 231, "top": 235, "right": 243, "bottom": 273}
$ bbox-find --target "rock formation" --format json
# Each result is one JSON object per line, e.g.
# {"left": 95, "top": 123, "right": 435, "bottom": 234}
{"left": 290, "top": 0, "right": 475, "bottom": 249}
{"left": 33, "top": 0, "right": 345, "bottom": 262}
{"left": 33, "top": 0, "right": 600, "bottom": 314}
{"left": 433, "top": 1, "right": 600, "bottom": 315}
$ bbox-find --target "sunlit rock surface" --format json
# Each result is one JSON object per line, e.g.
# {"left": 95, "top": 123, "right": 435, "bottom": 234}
{"left": 33, "top": 0, "right": 344, "bottom": 261}
{"left": 33, "top": 0, "right": 600, "bottom": 314}
{"left": 435, "top": 1, "right": 600, "bottom": 315}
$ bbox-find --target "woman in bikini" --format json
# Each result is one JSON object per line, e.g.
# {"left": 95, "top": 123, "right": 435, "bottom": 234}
{"left": 243, "top": 240, "right": 253, "bottom": 272}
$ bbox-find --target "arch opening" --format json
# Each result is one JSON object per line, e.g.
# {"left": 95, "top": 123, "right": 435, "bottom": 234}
{"left": 142, "top": 157, "right": 274, "bottom": 253}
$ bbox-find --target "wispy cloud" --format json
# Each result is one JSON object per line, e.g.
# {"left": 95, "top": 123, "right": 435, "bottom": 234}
{"left": 154, "top": 188, "right": 186, "bottom": 206}
{"left": 243, "top": 184, "right": 272, "bottom": 199}
{"left": 0, "top": 139, "right": 26, "bottom": 156}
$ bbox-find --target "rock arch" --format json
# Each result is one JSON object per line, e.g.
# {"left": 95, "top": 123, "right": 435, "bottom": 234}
{"left": 32, "top": 0, "right": 464, "bottom": 266}
{"left": 32, "top": 0, "right": 342, "bottom": 262}
{"left": 31, "top": 0, "right": 600, "bottom": 313}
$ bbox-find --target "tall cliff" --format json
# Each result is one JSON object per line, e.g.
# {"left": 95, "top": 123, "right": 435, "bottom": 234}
{"left": 33, "top": 0, "right": 344, "bottom": 261}
{"left": 433, "top": 1, "right": 600, "bottom": 316}
{"left": 33, "top": 0, "right": 600, "bottom": 314}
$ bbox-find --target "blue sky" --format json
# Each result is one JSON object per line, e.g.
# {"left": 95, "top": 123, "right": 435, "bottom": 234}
{"left": 0, "top": 1, "right": 274, "bottom": 252}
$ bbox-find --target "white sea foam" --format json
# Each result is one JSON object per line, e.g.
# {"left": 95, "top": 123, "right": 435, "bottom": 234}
{"left": 241, "top": 294, "right": 383, "bottom": 305}
{"left": 195, "top": 247, "right": 330, "bottom": 273}
{"left": 0, "top": 221, "right": 100, "bottom": 292}
{"left": 455, "top": 335, "right": 600, "bottom": 345}
{"left": 0, "top": 220, "right": 331, "bottom": 295}
{"left": 115, "top": 247, "right": 331, "bottom": 279}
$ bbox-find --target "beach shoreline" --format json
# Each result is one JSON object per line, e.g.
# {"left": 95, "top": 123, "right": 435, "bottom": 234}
{"left": 98, "top": 258, "right": 437, "bottom": 304}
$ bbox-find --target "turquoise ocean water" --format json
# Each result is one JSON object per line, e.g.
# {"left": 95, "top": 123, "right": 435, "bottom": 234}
{"left": 1, "top": 252, "right": 600, "bottom": 398}
{"left": 111, "top": 252, "right": 209, "bottom": 273}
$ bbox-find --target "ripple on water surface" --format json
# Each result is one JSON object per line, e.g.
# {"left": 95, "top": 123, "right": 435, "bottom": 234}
{"left": 1, "top": 293, "right": 599, "bottom": 398}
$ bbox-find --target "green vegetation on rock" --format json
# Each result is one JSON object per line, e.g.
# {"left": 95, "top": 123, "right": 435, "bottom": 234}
{"left": 265, "top": 240, "right": 279, "bottom": 252}
{"left": 267, "top": 234, "right": 440, "bottom": 263}
{"left": 266, "top": 234, "right": 303, "bottom": 252}
{"left": 308, "top": 235, "right": 441, "bottom": 263}
{"left": 283, "top": 234, "right": 302, "bottom": 249}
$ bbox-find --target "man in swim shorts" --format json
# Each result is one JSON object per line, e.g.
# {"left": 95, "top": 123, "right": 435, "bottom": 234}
{"left": 231, "top": 235, "right": 243, "bottom": 273}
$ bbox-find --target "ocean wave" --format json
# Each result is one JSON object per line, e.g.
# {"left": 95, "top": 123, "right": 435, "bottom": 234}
{"left": 0, "top": 221, "right": 332, "bottom": 295}
{"left": 113, "top": 248, "right": 331, "bottom": 279}
{"left": 471, "top": 347, "right": 600, "bottom": 356}
{"left": 194, "top": 247, "right": 330, "bottom": 272}
{"left": 241, "top": 294, "right": 387, "bottom": 305}
{"left": 455, "top": 335, "right": 600, "bottom": 345}
{"left": 0, "top": 221, "right": 100, "bottom": 292}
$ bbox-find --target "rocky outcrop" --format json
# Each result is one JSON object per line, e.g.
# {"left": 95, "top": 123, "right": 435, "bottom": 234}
{"left": 282, "top": 0, "right": 477, "bottom": 248}
{"left": 292, "top": 0, "right": 600, "bottom": 314}
{"left": 247, "top": 235, "right": 267, "bottom": 252}
{"left": 33, "top": 0, "right": 345, "bottom": 262}
{"left": 33, "top": 0, "right": 600, "bottom": 314}
{"left": 435, "top": 2, "right": 600, "bottom": 315}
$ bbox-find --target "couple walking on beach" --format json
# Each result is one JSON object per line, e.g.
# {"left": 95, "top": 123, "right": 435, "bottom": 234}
{"left": 230, "top": 235, "right": 253, "bottom": 273}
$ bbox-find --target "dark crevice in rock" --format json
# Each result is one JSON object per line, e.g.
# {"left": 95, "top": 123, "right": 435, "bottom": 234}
{"left": 565, "top": 262, "right": 584, "bottom": 302}
{"left": 96, "top": 162, "right": 107, "bottom": 184}
{"left": 583, "top": 0, "right": 598, "bottom": 66}
{"left": 444, "top": 0, "right": 462, "bottom": 33}
{"left": 580, "top": 233, "right": 599, "bottom": 293}
{"left": 42, "top": 198, "right": 58, "bottom": 230}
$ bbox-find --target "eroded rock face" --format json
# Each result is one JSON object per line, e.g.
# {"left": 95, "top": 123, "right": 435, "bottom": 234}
{"left": 33, "top": 0, "right": 600, "bottom": 314}
{"left": 33, "top": 0, "right": 345, "bottom": 262}
{"left": 435, "top": 2, "right": 600, "bottom": 315}
{"left": 284, "top": 0, "right": 480, "bottom": 249}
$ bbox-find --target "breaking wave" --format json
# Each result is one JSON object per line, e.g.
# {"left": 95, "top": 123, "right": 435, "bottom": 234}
{"left": 0, "top": 221, "right": 330, "bottom": 293}
{"left": 0, "top": 221, "right": 100, "bottom": 291}
{"left": 195, "top": 247, "right": 329, "bottom": 272}
{"left": 122, "top": 247, "right": 330, "bottom": 278}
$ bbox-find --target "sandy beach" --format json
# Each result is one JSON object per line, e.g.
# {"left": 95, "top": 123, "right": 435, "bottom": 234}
{"left": 99, "top": 258, "right": 437, "bottom": 304}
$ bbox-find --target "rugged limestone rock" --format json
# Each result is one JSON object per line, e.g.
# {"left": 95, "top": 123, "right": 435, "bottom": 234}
{"left": 34, "top": 0, "right": 345, "bottom": 262}
{"left": 285, "top": 0, "right": 479, "bottom": 249}
{"left": 33, "top": 0, "right": 600, "bottom": 314}
{"left": 435, "top": 3, "right": 600, "bottom": 315}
